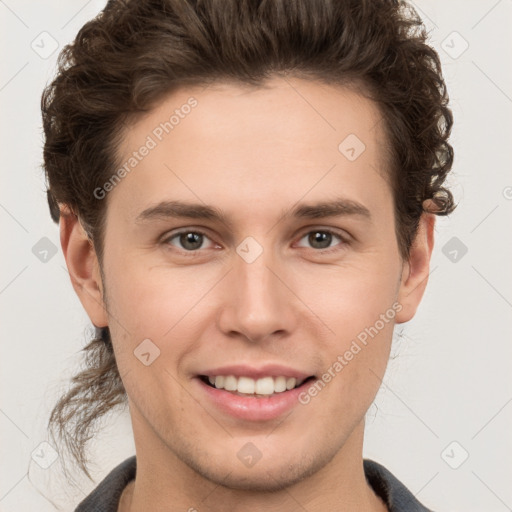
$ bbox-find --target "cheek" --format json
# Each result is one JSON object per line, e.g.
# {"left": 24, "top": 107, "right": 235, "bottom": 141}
{"left": 105, "top": 247, "right": 401, "bottom": 352}
{"left": 105, "top": 261, "right": 207, "bottom": 333}
{"left": 103, "top": 262, "right": 223, "bottom": 380}
{"left": 293, "top": 254, "right": 400, "bottom": 404}
{"left": 299, "top": 310, "right": 394, "bottom": 436}
{"left": 296, "top": 257, "right": 401, "bottom": 340}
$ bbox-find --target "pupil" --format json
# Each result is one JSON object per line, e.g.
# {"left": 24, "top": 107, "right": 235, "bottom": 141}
{"left": 181, "top": 232, "right": 203, "bottom": 250}
{"left": 309, "top": 231, "right": 331, "bottom": 249}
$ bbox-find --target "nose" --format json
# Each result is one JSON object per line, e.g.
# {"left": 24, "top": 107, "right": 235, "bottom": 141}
{"left": 217, "top": 247, "right": 297, "bottom": 344}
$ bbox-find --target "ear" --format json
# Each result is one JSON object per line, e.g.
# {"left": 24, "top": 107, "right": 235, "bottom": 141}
{"left": 395, "top": 213, "right": 435, "bottom": 323}
{"left": 59, "top": 207, "right": 109, "bottom": 328}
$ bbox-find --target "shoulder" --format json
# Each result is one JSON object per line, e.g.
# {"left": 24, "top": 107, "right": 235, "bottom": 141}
{"left": 74, "top": 456, "right": 136, "bottom": 512}
{"left": 364, "top": 459, "right": 435, "bottom": 512}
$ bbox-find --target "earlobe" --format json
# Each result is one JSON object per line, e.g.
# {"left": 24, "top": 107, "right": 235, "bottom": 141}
{"left": 59, "top": 206, "right": 109, "bottom": 328}
{"left": 395, "top": 213, "right": 435, "bottom": 324}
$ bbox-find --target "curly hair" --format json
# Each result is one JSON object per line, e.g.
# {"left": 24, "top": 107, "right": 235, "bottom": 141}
{"left": 42, "top": 0, "right": 455, "bottom": 476}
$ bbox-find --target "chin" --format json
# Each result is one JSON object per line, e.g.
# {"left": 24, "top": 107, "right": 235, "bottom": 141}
{"left": 181, "top": 446, "right": 333, "bottom": 493}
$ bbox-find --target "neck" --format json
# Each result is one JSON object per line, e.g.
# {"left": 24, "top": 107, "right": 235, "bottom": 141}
{"left": 120, "top": 410, "right": 388, "bottom": 512}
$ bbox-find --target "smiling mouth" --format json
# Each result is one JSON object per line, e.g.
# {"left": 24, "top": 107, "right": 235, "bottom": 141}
{"left": 199, "top": 374, "right": 316, "bottom": 397}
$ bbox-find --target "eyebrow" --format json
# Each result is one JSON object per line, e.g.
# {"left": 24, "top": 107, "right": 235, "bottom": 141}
{"left": 134, "top": 198, "right": 371, "bottom": 226}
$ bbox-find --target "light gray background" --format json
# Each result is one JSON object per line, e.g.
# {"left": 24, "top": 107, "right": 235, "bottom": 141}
{"left": 1, "top": 1, "right": 511, "bottom": 510}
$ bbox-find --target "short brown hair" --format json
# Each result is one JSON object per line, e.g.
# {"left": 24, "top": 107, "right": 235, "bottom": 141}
{"left": 42, "top": 0, "right": 455, "bottom": 475}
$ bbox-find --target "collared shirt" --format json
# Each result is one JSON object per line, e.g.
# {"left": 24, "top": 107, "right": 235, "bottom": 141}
{"left": 75, "top": 456, "right": 434, "bottom": 511}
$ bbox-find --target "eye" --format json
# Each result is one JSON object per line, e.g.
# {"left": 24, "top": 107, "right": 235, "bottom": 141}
{"left": 164, "top": 230, "right": 216, "bottom": 251}
{"left": 162, "top": 228, "right": 346, "bottom": 253}
{"left": 295, "top": 230, "right": 345, "bottom": 251}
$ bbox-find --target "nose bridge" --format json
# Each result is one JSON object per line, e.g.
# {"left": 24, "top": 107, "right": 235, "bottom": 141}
{"left": 219, "top": 241, "right": 295, "bottom": 342}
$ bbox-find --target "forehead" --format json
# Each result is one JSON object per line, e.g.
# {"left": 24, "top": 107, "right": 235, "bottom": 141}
{"left": 109, "top": 77, "right": 391, "bottom": 221}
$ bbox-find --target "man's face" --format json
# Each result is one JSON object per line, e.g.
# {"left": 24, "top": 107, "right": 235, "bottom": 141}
{"left": 97, "top": 78, "right": 408, "bottom": 489}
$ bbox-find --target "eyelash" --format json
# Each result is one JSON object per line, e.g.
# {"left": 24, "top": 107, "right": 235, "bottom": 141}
{"left": 161, "top": 228, "right": 349, "bottom": 254}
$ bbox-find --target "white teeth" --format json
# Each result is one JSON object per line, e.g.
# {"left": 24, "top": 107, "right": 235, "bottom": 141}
{"left": 274, "top": 376, "right": 287, "bottom": 393}
{"left": 286, "top": 377, "right": 297, "bottom": 390}
{"left": 206, "top": 375, "right": 305, "bottom": 395}
{"left": 223, "top": 375, "right": 238, "bottom": 391}
{"left": 237, "top": 376, "right": 255, "bottom": 394}
{"left": 255, "top": 377, "right": 274, "bottom": 395}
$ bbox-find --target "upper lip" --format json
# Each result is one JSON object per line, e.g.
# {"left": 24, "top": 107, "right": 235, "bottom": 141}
{"left": 197, "top": 364, "right": 313, "bottom": 380}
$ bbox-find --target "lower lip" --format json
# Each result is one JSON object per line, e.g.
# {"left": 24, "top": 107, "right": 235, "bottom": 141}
{"left": 196, "top": 377, "right": 313, "bottom": 421}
